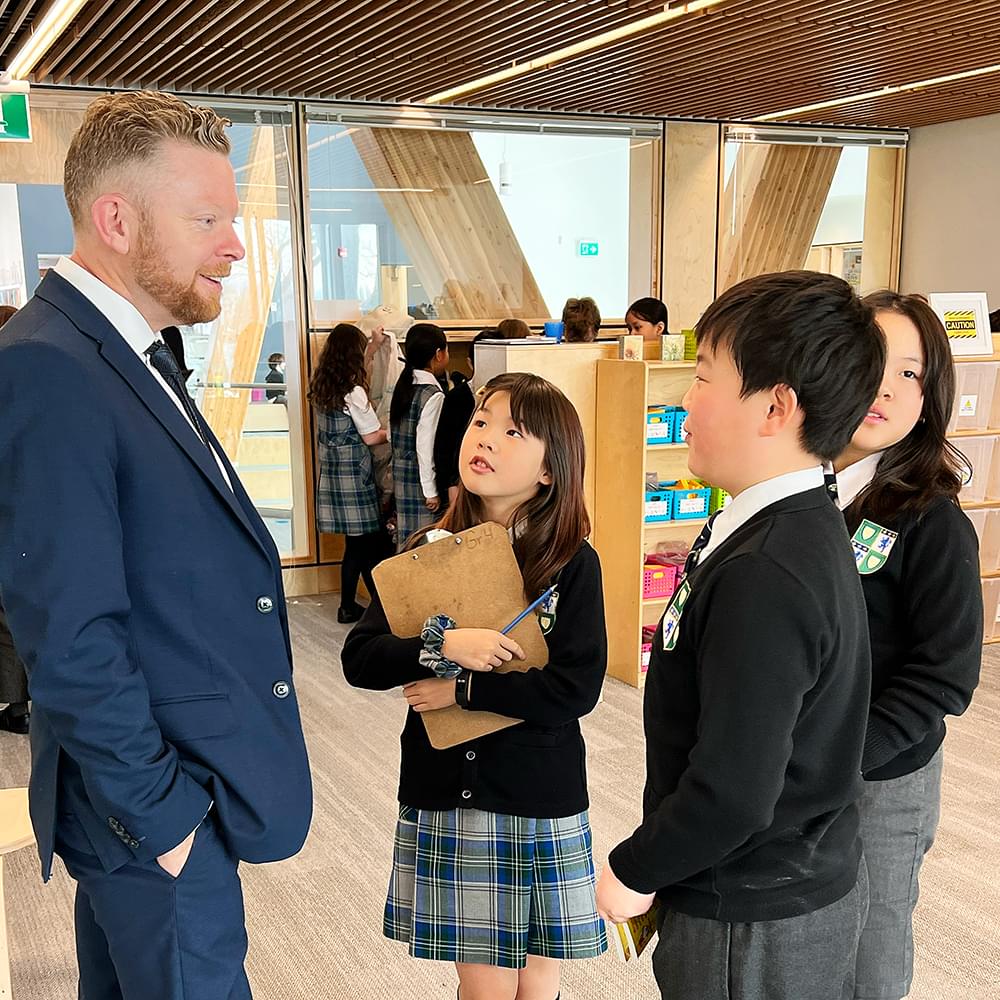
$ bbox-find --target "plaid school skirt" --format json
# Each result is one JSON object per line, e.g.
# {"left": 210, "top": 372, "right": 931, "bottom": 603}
{"left": 384, "top": 806, "right": 607, "bottom": 969}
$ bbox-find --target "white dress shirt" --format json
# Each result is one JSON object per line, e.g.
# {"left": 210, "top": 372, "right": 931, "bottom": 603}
{"left": 412, "top": 369, "right": 445, "bottom": 499}
{"left": 698, "top": 466, "right": 825, "bottom": 567}
{"left": 832, "top": 452, "right": 884, "bottom": 510}
{"left": 344, "top": 385, "right": 381, "bottom": 437}
{"left": 54, "top": 256, "right": 232, "bottom": 489}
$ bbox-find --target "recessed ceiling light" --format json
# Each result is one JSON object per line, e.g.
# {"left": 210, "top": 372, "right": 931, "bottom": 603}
{"left": 6, "top": 0, "right": 86, "bottom": 80}
{"left": 425, "top": 0, "right": 725, "bottom": 105}
{"left": 755, "top": 62, "right": 1000, "bottom": 122}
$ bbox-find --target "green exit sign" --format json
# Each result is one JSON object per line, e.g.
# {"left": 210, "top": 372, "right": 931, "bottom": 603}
{"left": 0, "top": 93, "right": 31, "bottom": 142}
{"left": 578, "top": 241, "right": 599, "bottom": 257}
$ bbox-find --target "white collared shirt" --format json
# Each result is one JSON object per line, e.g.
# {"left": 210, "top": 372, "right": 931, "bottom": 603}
{"left": 54, "top": 256, "right": 232, "bottom": 489}
{"left": 412, "top": 369, "right": 445, "bottom": 499}
{"left": 698, "top": 466, "right": 825, "bottom": 567}
{"left": 832, "top": 452, "right": 884, "bottom": 510}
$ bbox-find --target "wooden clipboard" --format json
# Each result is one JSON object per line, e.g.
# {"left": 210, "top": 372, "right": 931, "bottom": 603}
{"left": 372, "top": 522, "right": 548, "bottom": 749}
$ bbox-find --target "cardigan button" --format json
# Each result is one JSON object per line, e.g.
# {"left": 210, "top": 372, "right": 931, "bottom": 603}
{"left": 465, "top": 751, "right": 476, "bottom": 761}
{"left": 461, "top": 790, "right": 472, "bottom": 800}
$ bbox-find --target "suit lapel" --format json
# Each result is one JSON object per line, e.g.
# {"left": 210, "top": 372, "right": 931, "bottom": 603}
{"left": 36, "top": 272, "right": 273, "bottom": 563}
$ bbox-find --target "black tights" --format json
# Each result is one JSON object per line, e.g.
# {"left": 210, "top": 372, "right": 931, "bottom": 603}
{"left": 340, "top": 529, "right": 393, "bottom": 610}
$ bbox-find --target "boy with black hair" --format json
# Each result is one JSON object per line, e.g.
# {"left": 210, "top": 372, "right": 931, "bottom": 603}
{"left": 598, "top": 270, "right": 886, "bottom": 1000}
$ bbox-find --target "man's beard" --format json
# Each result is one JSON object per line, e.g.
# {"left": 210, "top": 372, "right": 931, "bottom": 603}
{"left": 133, "top": 230, "right": 229, "bottom": 327}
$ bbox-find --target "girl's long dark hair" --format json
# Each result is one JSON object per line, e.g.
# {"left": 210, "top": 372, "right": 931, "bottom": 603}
{"left": 308, "top": 323, "right": 368, "bottom": 412}
{"left": 389, "top": 323, "right": 447, "bottom": 427}
{"left": 411, "top": 373, "right": 590, "bottom": 600}
{"left": 847, "top": 290, "right": 970, "bottom": 526}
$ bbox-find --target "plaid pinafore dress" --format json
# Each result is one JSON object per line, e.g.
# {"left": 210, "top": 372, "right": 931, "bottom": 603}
{"left": 391, "top": 383, "right": 441, "bottom": 549}
{"left": 315, "top": 407, "right": 382, "bottom": 536}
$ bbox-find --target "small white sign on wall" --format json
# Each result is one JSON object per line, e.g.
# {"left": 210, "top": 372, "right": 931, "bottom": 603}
{"left": 929, "top": 292, "right": 993, "bottom": 357}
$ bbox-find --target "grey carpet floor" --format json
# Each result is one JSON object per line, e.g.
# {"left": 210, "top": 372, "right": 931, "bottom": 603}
{"left": 2, "top": 594, "right": 998, "bottom": 998}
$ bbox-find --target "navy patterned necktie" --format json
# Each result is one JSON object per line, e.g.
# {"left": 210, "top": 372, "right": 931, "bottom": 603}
{"left": 683, "top": 510, "right": 722, "bottom": 578}
{"left": 144, "top": 339, "right": 211, "bottom": 450}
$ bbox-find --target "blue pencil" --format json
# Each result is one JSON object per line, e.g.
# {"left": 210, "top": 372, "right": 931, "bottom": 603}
{"left": 501, "top": 585, "right": 556, "bottom": 635}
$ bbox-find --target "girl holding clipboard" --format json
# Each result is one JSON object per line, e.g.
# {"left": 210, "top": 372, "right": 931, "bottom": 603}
{"left": 343, "top": 373, "right": 608, "bottom": 1000}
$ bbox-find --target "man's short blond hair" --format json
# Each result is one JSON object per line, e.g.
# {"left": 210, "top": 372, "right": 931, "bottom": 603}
{"left": 64, "top": 90, "right": 232, "bottom": 228}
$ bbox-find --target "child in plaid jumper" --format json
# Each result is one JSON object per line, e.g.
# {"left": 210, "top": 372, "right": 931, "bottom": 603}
{"left": 344, "top": 373, "right": 608, "bottom": 1000}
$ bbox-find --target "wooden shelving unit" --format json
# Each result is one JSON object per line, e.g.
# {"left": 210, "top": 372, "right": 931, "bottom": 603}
{"left": 593, "top": 358, "right": 702, "bottom": 687}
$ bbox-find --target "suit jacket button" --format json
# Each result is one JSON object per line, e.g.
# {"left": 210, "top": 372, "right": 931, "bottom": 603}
{"left": 273, "top": 681, "right": 290, "bottom": 699}
{"left": 257, "top": 596, "right": 274, "bottom": 614}
{"left": 461, "top": 790, "right": 472, "bottom": 800}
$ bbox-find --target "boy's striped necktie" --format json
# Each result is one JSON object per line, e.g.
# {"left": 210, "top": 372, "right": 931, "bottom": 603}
{"left": 824, "top": 469, "right": 839, "bottom": 501}
{"left": 683, "top": 511, "right": 721, "bottom": 578}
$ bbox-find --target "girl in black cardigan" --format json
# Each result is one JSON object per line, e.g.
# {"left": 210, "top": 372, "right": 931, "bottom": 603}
{"left": 343, "top": 373, "right": 607, "bottom": 1000}
{"left": 833, "top": 291, "right": 982, "bottom": 1000}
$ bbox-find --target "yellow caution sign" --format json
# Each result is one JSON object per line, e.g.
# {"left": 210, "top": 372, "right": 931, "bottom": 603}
{"left": 944, "top": 310, "right": 978, "bottom": 338}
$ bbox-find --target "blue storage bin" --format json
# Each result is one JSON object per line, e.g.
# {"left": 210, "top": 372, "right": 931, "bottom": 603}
{"left": 646, "top": 406, "right": 675, "bottom": 445}
{"left": 670, "top": 484, "right": 711, "bottom": 520}
{"left": 671, "top": 409, "right": 689, "bottom": 443}
{"left": 644, "top": 486, "right": 674, "bottom": 522}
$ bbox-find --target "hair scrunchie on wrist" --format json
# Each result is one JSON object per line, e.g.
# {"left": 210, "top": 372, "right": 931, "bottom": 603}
{"left": 419, "top": 614, "right": 461, "bottom": 678}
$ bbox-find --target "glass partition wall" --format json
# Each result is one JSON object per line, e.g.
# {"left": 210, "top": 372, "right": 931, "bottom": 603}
{"left": 302, "top": 106, "right": 664, "bottom": 328}
{"left": 719, "top": 125, "right": 907, "bottom": 295}
{"left": 187, "top": 102, "right": 311, "bottom": 562}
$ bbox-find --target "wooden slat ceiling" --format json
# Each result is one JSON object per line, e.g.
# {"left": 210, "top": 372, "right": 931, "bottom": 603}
{"left": 1, "top": 0, "right": 999, "bottom": 129}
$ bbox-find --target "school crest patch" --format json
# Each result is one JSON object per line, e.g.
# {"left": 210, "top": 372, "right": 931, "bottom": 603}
{"left": 851, "top": 519, "right": 898, "bottom": 575}
{"left": 537, "top": 588, "right": 559, "bottom": 635}
{"left": 660, "top": 579, "right": 692, "bottom": 652}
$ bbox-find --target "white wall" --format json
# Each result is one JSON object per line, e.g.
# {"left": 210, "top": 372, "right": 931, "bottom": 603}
{"left": 472, "top": 132, "right": 629, "bottom": 319}
{"left": 812, "top": 147, "right": 867, "bottom": 245}
{"left": 900, "top": 112, "right": 1000, "bottom": 309}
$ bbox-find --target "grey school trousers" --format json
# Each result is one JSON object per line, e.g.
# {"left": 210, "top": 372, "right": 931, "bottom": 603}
{"left": 854, "top": 750, "right": 942, "bottom": 1000}
{"left": 653, "top": 860, "right": 870, "bottom": 1000}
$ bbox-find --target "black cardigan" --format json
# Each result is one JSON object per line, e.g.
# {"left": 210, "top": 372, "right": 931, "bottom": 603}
{"left": 341, "top": 540, "right": 607, "bottom": 818}
{"left": 432, "top": 373, "right": 476, "bottom": 501}
{"left": 610, "top": 487, "right": 870, "bottom": 922}
{"left": 847, "top": 496, "right": 982, "bottom": 780}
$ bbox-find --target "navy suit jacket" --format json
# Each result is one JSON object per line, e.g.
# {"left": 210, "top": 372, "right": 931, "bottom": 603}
{"left": 0, "top": 272, "right": 312, "bottom": 879}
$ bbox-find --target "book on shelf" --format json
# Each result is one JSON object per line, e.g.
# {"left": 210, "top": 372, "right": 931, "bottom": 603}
{"left": 606, "top": 899, "right": 662, "bottom": 962}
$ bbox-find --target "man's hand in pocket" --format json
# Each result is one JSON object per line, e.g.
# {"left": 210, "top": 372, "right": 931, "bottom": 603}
{"left": 156, "top": 825, "right": 198, "bottom": 877}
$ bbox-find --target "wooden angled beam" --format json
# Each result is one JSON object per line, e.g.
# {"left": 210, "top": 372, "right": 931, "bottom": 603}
{"left": 717, "top": 142, "right": 843, "bottom": 291}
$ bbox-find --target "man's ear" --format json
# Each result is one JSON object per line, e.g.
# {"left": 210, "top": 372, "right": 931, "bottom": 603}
{"left": 90, "top": 193, "right": 139, "bottom": 256}
{"left": 760, "top": 383, "right": 801, "bottom": 438}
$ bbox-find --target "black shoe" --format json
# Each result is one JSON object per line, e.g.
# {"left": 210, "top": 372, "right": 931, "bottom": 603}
{"left": 337, "top": 604, "right": 364, "bottom": 624}
{"left": 0, "top": 704, "right": 29, "bottom": 735}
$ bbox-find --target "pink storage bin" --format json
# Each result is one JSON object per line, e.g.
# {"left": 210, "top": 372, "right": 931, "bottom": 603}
{"left": 643, "top": 563, "right": 678, "bottom": 600}
{"left": 640, "top": 625, "right": 658, "bottom": 673}
{"left": 641, "top": 643, "right": 652, "bottom": 672}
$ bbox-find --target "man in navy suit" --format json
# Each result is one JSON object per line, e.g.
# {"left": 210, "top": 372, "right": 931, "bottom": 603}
{"left": 0, "top": 91, "right": 312, "bottom": 999}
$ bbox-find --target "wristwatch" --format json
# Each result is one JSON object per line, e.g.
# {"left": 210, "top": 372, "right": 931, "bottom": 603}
{"left": 455, "top": 669, "right": 472, "bottom": 710}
